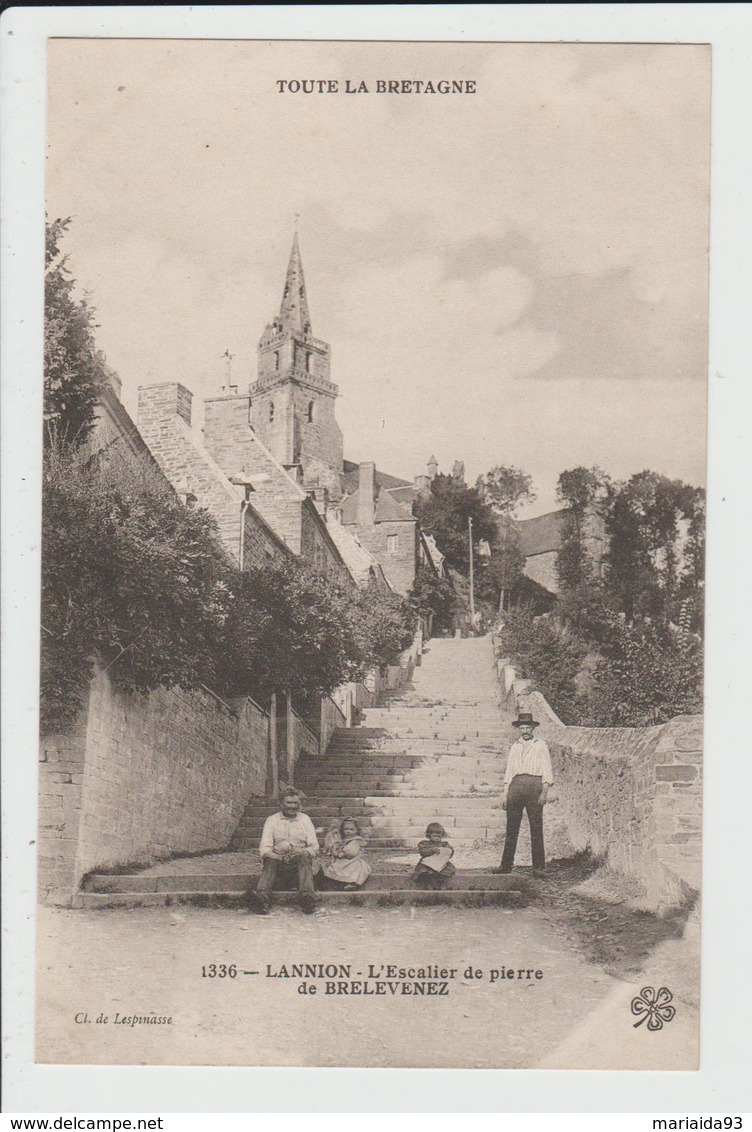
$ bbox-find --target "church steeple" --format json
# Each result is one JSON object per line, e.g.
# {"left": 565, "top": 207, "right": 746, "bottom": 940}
{"left": 251, "top": 232, "right": 343, "bottom": 497}
{"left": 278, "top": 233, "right": 311, "bottom": 336}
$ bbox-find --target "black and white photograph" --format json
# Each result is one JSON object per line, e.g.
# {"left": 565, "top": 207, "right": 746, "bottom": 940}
{"left": 3, "top": 16, "right": 736, "bottom": 1092}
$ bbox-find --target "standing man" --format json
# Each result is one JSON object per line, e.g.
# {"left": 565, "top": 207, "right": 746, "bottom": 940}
{"left": 493, "top": 712, "right": 553, "bottom": 878}
{"left": 251, "top": 789, "right": 319, "bottom": 914}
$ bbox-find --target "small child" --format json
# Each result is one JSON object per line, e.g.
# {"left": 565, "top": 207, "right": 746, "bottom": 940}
{"left": 413, "top": 822, "right": 456, "bottom": 890}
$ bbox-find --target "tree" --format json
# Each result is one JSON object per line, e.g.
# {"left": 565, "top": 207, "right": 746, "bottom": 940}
{"left": 474, "top": 466, "right": 536, "bottom": 613}
{"left": 555, "top": 466, "right": 609, "bottom": 594}
{"left": 476, "top": 465, "right": 535, "bottom": 517}
{"left": 348, "top": 580, "right": 415, "bottom": 669}
{"left": 44, "top": 218, "right": 108, "bottom": 447}
{"left": 605, "top": 471, "right": 705, "bottom": 627}
{"left": 41, "top": 443, "right": 231, "bottom": 730}
{"left": 498, "top": 605, "right": 588, "bottom": 725}
{"left": 217, "top": 565, "right": 414, "bottom": 700}
{"left": 579, "top": 618, "right": 703, "bottom": 726}
{"left": 408, "top": 566, "right": 456, "bottom": 631}
{"left": 413, "top": 473, "right": 498, "bottom": 575}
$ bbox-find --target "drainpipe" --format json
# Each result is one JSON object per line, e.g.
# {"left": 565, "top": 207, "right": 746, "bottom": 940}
{"left": 239, "top": 496, "right": 251, "bottom": 571}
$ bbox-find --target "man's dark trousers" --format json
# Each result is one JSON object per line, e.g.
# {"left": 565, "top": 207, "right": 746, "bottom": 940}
{"left": 256, "top": 854, "right": 316, "bottom": 900}
{"left": 501, "top": 774, "right": 545, "bottom": 872}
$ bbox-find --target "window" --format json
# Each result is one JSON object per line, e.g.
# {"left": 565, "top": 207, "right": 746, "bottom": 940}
{"left": 269, "top": 402, "right": 274, "bottom": 423}
{"left": 307, "top": 400, "right": 314, "bottom": 423}
{"left": 387, "top": 534, "right": 399, "bottom": 556}
{"left": 274, "top": 351, "right": 280, "bottom": 371}
{"left": 304, "top": 351, "right": 311, "bottom": 373}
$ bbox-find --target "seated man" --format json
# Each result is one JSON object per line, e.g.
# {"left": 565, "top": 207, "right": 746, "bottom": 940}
{"left": 252, "top": 789, "right": 319, "bottom": 915}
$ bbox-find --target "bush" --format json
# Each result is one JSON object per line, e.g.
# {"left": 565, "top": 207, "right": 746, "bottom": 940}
{"left": 44, "top": 219, "right": 108, "bottom": 446}
{"left": 408, "top": 567, "right": 455, "bottom": 631}
{"left": 499, "top": 606, "right": 587, "bottom": 724}
{"left": 576, "top": 619, "right": 703, "bottom": 726}
{"left": 41, "top": 444, "right": 230, "bottom": 730}
{"left": 350, "top": 579, "right": 416, "bottom": 669}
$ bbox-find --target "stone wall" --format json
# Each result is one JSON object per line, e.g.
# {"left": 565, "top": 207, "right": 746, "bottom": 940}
{"left": 495, "top": 652, "right": 702, "bottom": 912}
{"left": 523, "top": 550, "right": 559, "bottom": 594}
{"left": 38, "top": 668, "right": 270, "bottom": 905}
{"left": 137, "top": 383, "right": 289, "bottom": 570}
{"left": 353, "top": 520, "right": 418, "bottom": 595}
{"left": 203, "top": 391, "right": 347, "bottom": 577}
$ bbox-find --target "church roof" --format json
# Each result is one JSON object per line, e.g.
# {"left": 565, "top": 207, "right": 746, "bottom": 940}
{"left": 515, "top": 509, "right": 568, "bottom": 556}
{"left": 278, "top": 232, "right": 311, "bottom": 334}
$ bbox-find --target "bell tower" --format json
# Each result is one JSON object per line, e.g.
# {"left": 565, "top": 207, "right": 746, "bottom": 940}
{"left": 250, "top": 233, "right": 343, "bottom": 501}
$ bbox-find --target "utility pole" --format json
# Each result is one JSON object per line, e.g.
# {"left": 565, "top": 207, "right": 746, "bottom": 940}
{"left": 468, "top": 515, "right": 475, "bottom": 621}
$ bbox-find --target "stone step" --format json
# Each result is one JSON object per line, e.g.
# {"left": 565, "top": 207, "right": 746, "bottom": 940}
{"left": 232, "top": 824, "right": 503, "bottom": 844}
{"left": 72, "top": 887, "right": 526, "bottom": 910}
{"left": 300, "top": 754, "right": 505, "bottom": 768}
{"left": 240, "top": 798, "right": 502, "bottom": 817}
{"left": 231, "top": 836, "right": 499, "bottom": 851}
{"left": 84, "top": 871, "right": 521, "bottom": 895}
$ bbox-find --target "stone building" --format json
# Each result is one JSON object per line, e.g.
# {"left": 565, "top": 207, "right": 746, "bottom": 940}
{"left": 515, "top": 507, "right": 607, "bottom": 595}
{"left": 249, "top": 234, "right": 343, "bottom": 503}
{"left": 137, "top": 381, "right": 335, "bottom": 574}
{"left": 240, "top": 233, "right": 444, "bottom": 593}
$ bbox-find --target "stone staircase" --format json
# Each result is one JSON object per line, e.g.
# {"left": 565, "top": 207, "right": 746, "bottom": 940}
{"left": 78, "top": 637, "right": 532, "bottom": 908}
{"left": 232, "top": 636, "right": 508, "bottom": 850}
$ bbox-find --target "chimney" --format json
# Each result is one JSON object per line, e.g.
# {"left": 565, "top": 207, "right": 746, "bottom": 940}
{"left": 138, "top": 382, "right": 193, "bottom": 428}
{"left": 203, "top": 393, "right": 252, "bottom": 474}
{"left": 357, "top": 462, "right": 376, "bottom": 528}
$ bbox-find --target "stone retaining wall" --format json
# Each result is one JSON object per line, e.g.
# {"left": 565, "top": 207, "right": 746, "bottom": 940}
{"left": 39, "top": 668, "right": 270, "bottom": 905}
{"left": 494, "top": 648, "right": 702, "bottom": 912}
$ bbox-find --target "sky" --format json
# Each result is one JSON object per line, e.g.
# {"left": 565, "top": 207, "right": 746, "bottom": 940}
{"left": 46, "top": 39, "right": 710, "bottom": 516}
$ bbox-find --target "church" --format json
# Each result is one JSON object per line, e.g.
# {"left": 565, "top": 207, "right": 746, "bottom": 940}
{"left": 136, "top": 232, "right": 443, "bottom": 595}
{"left": 243, "top": 232, "right": 443, "bottom": 594}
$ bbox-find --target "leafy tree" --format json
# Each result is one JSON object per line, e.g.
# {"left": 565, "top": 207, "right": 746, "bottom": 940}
{"left": 218, "top": 566, "right": 413, "bottom": 699}
{"left": 413, "top": 473, "right": 498, "bottom": 575}
{"left": 476, "top": 465, "right": 535, "bottom": 516}
{"left": 473, "top": 522, "right": 526, "bottom": 612}
{"left": 498, "top": 605, "right": 588, "bottom": 724}
{"left": 555, "top": 466, "right": 609, "bottom": 593}
{"left": 41, "top": 443, "right": 231, "bottom": 730}
{"left": 578, "top": 617, "right": 703, "bottom": 726}
{"left": 44, "top": 218, "right": 108, "bottom": 446}
{"left": 605, "top": 471, "right": 704, "bottom": 627}
{"left": 408, "top": 566, "right": 456, "bottom": 631}
{"left": 349, "top": 579, "right": 416, "bottom": 668}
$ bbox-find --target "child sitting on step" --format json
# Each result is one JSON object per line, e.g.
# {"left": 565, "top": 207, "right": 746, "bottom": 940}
{"left": 413, "top": 822, "right": 456, "bottom": 890}
{"left": 320, "top": 817, "right": 372, "bottom": 890}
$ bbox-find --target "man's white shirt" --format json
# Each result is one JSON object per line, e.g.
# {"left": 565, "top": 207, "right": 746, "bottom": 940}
{"left": 258, "top": 811, "right": 320, "bottom": 861}
{"left": 503, "top": 736, "right": 554, "bottom": 788}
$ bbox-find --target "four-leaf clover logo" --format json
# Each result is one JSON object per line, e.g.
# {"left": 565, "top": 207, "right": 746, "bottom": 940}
{"left": 631, "top": 986, "right": 676, "bottom": 1030}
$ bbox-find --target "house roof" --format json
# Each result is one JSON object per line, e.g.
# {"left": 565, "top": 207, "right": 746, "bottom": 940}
{"left": 340, "top": 486, "right": 415, "bottom": 526}
{"left": 324, "top": 514, "right": 390, "bottom": 587}
{"left": 341, "top": 461, "right": 412, "bottom": 494}
{"left": 384, "top": 485, "right": 415, "bottom": 508}
{"left": 515, "top": 509, "right": 568, "bottom": 557}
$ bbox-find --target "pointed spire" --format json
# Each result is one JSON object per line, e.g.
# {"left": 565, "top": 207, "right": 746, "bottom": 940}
{"left": 278, "top": 232, "right": 311, "bottom": 335}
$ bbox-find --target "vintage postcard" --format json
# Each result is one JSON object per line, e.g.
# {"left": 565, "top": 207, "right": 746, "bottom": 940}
{"left": 33, "top": 35, "right": 709, "bottom": 1074}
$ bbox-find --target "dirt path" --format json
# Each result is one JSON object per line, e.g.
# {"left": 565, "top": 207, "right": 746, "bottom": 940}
{"left": 36, "top": 858, "right": 698, "bottom": 1070}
